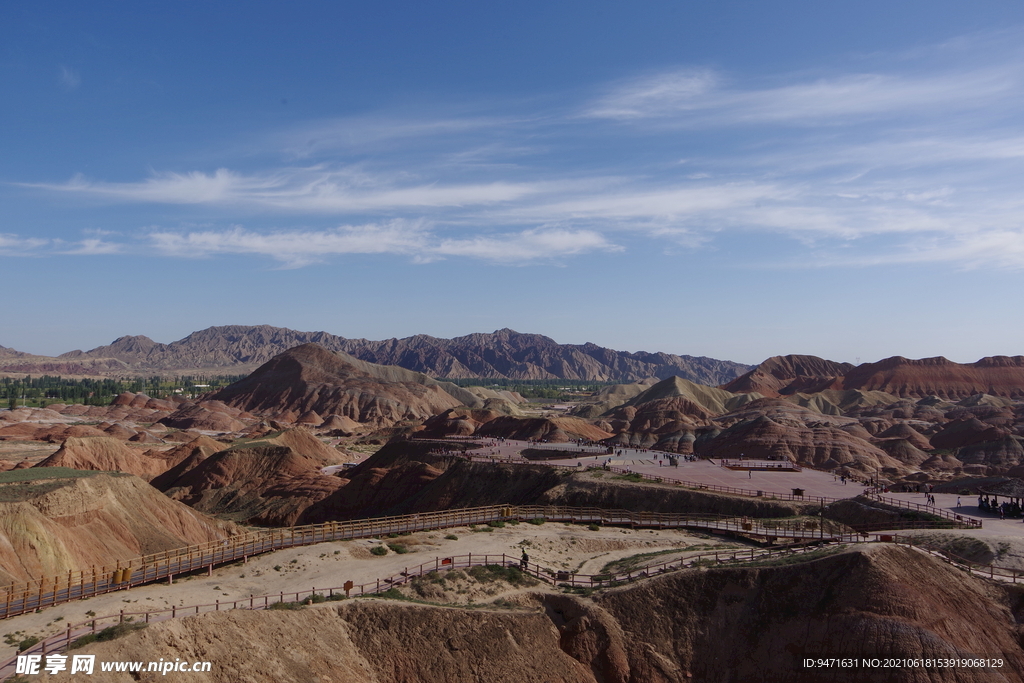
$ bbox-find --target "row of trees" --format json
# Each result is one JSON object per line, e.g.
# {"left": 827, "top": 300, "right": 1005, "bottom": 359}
{"left": 439, "top": 377, "right": 609, "bottom": 400}
{"left": 1, "top": 374, "right": 244, "bottom": 409}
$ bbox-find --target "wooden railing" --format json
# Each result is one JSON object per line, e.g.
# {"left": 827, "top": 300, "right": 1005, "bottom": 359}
{"left": 5, "top": 532, "right": 1019, "bottom": 681}
{"left": 0, "top": 503, "right": 878, "bottom": 622}
{"left": 0, "top": 494, "right": 982, "bottom": 623}
{"left": 864, "top": 493, "right": 982, "bottom": 528}
{"left": 0, "top": 542, "right": 866, "bottom": 679}
{"left": 454, "top": 449, "right": 982, "bottom": 529}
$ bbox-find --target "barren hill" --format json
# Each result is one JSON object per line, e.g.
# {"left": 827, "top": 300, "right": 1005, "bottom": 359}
{"left": 0, "top": 470, "right": 237, "bottom": 585}
{"left": 724, "top": 353, "right": 1024, "bottom": 399}
{"left": 154, "top": 428, "right": 348, "bottom": 525}
{"left": 30, "top": 324, "right": 752, "bottom": 383}
{"left": 205, "top": 344, "right": 471, "bottom": 427}
{"left": 34, "top": 436, "right": 168, "bottom": 480}
{"left": 721, "top": 354, "right": 854, "bottom": 396}
{"left": 844, "top": 355, "right": 1024, "bottom": 399}
{"left": 0, "top": 345, "right": 27, "bottom": 358}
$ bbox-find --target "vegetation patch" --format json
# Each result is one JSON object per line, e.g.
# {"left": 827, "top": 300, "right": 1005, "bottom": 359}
{"left": 69, "top": 623, "right": 147, "bottom": 650}
{"left": 600, "top": 544, "right": 738, "bottom": 575}
{"left": 728, "top": 546, "right": 846, "bottom": 568}
{"left": 17, "top": 636, "right": 39, "bottom": 652}
{"left": 465, "top": 565, "right": 538, "bottom": 586}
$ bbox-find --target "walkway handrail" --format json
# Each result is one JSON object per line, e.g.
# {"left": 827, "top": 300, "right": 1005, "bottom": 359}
{"left": 0, "top": 497, "right": 980, "bottom": 622}
{"left": 7, "top": 531, "right": 1018, "bottom": 681}
{"left": 0, "top": 540, "right": 870, "bottom": 679}
{"left": 864, "top": 492, "right": 982, "bottom": 527}
{"left": 456, "top": 452, "right": 982, "bottom": 529}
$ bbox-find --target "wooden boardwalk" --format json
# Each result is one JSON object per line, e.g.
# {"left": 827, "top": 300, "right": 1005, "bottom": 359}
{"left": 0, "top": 500, "right": 978, "bottom": 623}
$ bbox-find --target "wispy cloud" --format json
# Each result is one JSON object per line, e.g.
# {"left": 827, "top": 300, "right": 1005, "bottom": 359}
{"left": 14, "top": 30, "right": 1024, "bottom": 270}
{"left": 145, "top": 221, "right": 618, "bottom": 267}
{"left": 586, "top": 65, "right": 1019, "bottom": 125}
{"left": 0, "top": 234, "right": 48, "bottom": 255}
{"left": 34, "top": 167, "right": 538, "bottom": 213}
{"left": 59, "top": 238, "right": 123, "bottom": 255}
{"left": 59, "top": 65, "right": 80, "bottom": 90}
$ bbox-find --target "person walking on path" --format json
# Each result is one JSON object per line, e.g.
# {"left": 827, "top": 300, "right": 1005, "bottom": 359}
{"left": 520, "top": 552, "right": 529, "bottom": 571}
{"left": 957, "top": 496, "right": 962, "bottom": 508}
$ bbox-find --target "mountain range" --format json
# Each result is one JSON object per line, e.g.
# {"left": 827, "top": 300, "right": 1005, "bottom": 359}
{"left": 1, "top": 325, "right": 753, "bottom": 384}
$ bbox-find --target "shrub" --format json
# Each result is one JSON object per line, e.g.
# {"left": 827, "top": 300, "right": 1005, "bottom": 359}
{"left": 69, "top": 623, "right": 146, "bottom": 650}
{"left": 370, "top": 545, "right": 388, "bottom": 556}
{"left": 268, "top": 600, "right": 304, "bottom": 611}
{"left": 487, "top": 520, "right": 505, "bottom": 528}
{"left": 17, "top": 636, "right": 39, "bottom": 652}
{"left": 386, "top": 543, "right": 409, "bottom": 554}
{"left": 587, "top": 523, "right": 600, "bottom": 531}
{"left": 373, "top": 588, "right": 407, "bottom": 600}
{"left": 528, "top": 517, "right": 546, "bottom": 525}
{"left": 444, "top": 534, "right": 459, "bottom": 540}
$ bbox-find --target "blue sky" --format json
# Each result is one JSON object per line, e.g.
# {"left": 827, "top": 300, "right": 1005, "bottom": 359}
{"left": 3, "top": 1, "right": 1024, "bottom": 365}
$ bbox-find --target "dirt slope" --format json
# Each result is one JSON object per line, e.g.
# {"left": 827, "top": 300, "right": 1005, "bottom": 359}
{"left": 0, "top": 471, "right": 237, "bottom": 585}
{"left": 155, "top": 429, "right": 347, "bottom": 525}
{"left": 205, "top": 344, "right": 468, "bottom": 427}
{"left": 33, "top": 437, "right": 169, "bottom": 480}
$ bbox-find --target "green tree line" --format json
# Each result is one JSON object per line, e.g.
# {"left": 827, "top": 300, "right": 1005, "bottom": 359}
{"left": 439, "top": 377, "right": 610, "bottom": 400}
{"left": 2, "top": 375, "right": 244, "bottom": 409}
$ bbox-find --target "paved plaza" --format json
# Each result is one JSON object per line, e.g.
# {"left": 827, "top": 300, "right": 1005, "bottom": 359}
{"left": 468, "top": 439, "right": 870, "bottom": 502}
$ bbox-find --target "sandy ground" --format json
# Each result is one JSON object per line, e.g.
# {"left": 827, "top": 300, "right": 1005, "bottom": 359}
{"left": 0, "top": 440, "right": 60, "bottom": 466}
{"left": 0, "top": 521, "right": 745, "bottom": 661}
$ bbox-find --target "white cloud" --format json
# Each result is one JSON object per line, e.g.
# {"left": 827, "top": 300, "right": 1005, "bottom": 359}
{"left": 0, "top": 234, "right": 48, "bottom": 255}
{"left": 60, "top": 238, "right": 124, "bottom": 255}
{"left": 432, "top": 228, "right": 620, "bottom": 262}
{"left": 35, "top": 167, "right": 538, "bottom": 213}
{"left": 586, "top": 68, "right": 719, "bottom": 119}
{"left": 145, "top": 221, "right": 617, "bottom": 267}
{"left": 587, "top": 65, "right": 1019, "bottom": 125}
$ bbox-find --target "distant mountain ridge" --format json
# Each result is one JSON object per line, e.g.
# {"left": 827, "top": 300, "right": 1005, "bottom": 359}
{"left": 29, "top": 325, "right": 753, "bottom": 384}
